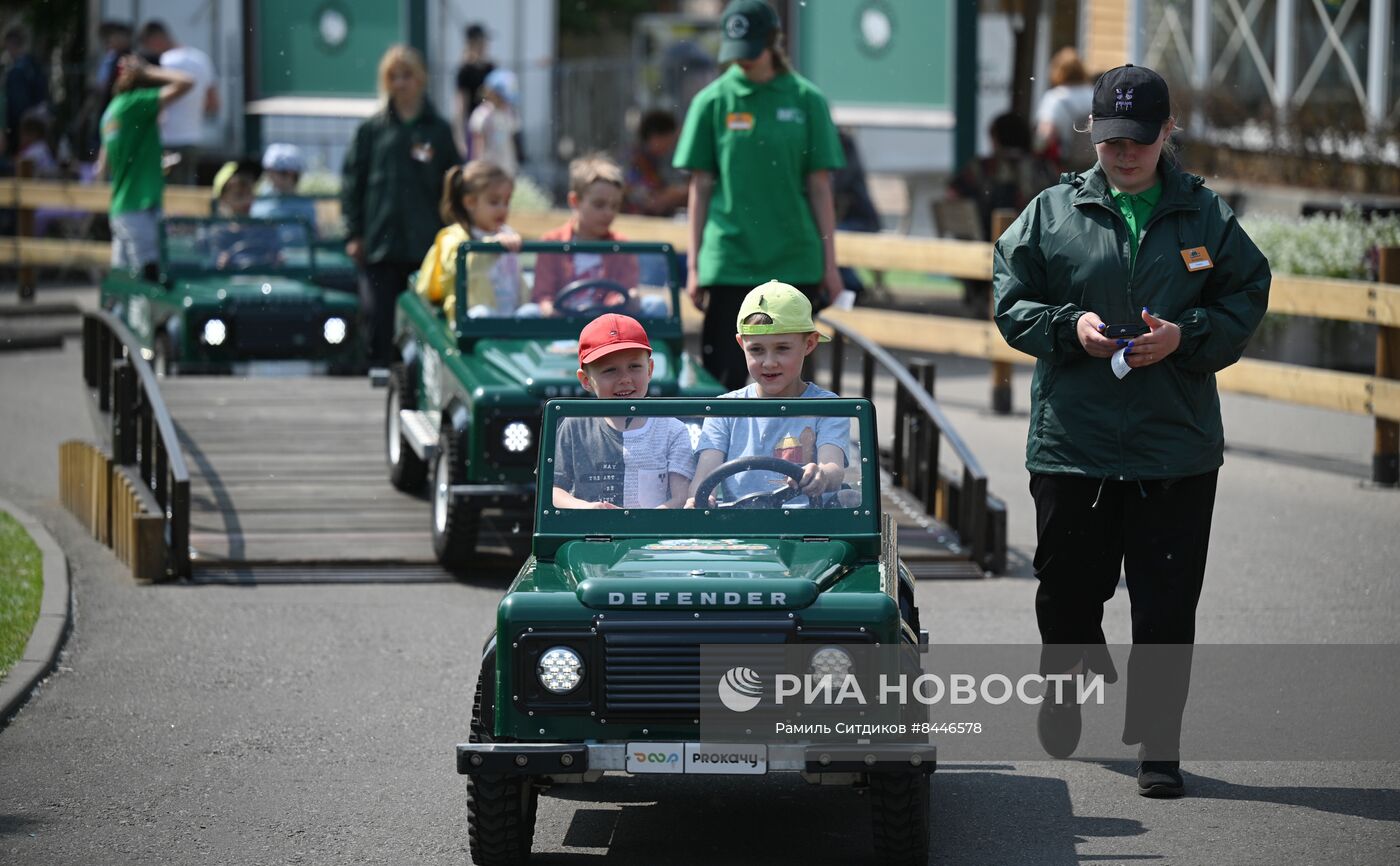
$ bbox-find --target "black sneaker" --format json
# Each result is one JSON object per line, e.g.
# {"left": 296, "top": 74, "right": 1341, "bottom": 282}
{"left": 1037, "top": 693, "right": 1081, "bottom": 759}
{"left": 1137, "top": 761, "right": 1185, "bottom": 798}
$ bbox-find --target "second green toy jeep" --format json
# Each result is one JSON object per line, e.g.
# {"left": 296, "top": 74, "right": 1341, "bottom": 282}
{"left": 100, "top": 216, "right": 362, "bottom": 375}
{"left": 457, "top": 398, "right": 934, "bottom": 865}
{"left": 385, "top": 241, "right": 723, "bottom": 570}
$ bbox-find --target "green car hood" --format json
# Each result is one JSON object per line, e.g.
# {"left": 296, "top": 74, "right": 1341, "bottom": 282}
{"left": 175, "top": 274, "right": 351, "bottom": 305}
{"left": 477, "top": 338, "right": 687, "bottom": 398}
{"left": 558, "top": 538, "right": 857, "bottom": 611}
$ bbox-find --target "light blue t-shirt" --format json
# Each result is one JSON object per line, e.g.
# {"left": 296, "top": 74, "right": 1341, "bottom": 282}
{"left": 696, "top": 382, "right": 850, "bottom": 501}
{"left": 250, "top": 195, "right": 320, "bottom": 238}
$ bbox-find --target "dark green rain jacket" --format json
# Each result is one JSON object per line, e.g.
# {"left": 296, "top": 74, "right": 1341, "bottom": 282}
{"left": 993, "top": 162, "right": 1271, "bottom": 480}
{"left": 341, "top": 101, "right": 460, "bottom": 265}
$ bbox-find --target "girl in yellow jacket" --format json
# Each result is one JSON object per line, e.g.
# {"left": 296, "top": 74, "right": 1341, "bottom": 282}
{"left": 415, "top": 160, "right": 528, "bottom": 322}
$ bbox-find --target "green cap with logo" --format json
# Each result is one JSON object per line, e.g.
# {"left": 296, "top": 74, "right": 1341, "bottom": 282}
{"left": 736, "top": 280, "right": 830, "bottom": 342}
{"left": 718, "top": 0, "right": 780, "bottom": 64}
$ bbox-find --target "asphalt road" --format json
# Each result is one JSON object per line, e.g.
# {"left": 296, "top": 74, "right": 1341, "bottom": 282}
{"left": 1, "top": 300, "right": 1397, "bottom": 865}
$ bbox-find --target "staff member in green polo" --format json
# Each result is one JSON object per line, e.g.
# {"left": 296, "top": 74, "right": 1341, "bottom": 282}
{"left": 673, "top": 0, "right": 845, "bottom": 390}
{"left": 994, "top": 64, "right": 1270, "bottom": 799}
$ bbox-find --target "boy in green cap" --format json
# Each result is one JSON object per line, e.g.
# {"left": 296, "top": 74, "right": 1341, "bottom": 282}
{"left": 687, "top": 279, "right": 849, "bottom": 507}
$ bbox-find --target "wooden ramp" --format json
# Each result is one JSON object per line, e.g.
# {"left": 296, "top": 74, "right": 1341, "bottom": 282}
{"left": 160, "top": 377, "right": 464, "bottom": 568}
{"left": 161, "top": 376, "right": 980, "bottom": 576}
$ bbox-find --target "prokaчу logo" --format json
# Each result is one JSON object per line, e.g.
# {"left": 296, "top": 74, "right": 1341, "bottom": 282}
{"left": 717, "top": 666, "right": 764, "bottom": 712}
{"left": 724, "top": 14, "right": 750, "bottom": 39}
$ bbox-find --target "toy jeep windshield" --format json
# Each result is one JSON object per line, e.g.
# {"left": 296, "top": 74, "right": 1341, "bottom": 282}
{"left": 457, "top": 398, "right": 932, "bottom": 866}
{"left": 99, "top": 216, "right": 361, "bottom": 375}
{"left": 386, "top": 241, "right": 722, "bottom": 570}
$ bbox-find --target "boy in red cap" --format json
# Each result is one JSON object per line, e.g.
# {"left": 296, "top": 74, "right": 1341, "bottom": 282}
{"left": 552, "top": 314, "right": 697, "bottom": 509}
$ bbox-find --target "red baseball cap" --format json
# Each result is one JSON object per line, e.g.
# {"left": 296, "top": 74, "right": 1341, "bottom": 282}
{"left": 577, "top": 313, "right": 652, "bottom": 365}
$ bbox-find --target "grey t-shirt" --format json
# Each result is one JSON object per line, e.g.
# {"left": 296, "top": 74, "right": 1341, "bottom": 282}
{"left": 695, "top": 382, "right": 850, "bottom": 501}
{"left": 554, "top": 416, "right": 698, "bottom": 508}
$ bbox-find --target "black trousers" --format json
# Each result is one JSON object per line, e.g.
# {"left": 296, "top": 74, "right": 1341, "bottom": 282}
{"left": 699, "top": 282, "right": 824, "bottom": 391}
{"left": 1030, "top": 469, "right": 1219, "bottom": 758}
{"left": 359, "top": 261, "right": 417, "bottom": 366}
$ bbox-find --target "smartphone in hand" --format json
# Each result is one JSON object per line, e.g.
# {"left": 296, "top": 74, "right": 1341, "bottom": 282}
{"left": 1104, "top": 323, "right": 1149, "bottom": 339}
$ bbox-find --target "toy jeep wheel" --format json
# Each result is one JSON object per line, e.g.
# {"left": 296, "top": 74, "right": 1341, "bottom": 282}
{"left": 432, "top": 427, "right": 480, "bottom": 570}
{"left": 869, "top": 771, "right": 930, "bottom": 865}
{"left": 386, "top": 364, "right": 427, "bottom": 492}
{"left": 467, "top": 662, "right": 538, "bottom": 866}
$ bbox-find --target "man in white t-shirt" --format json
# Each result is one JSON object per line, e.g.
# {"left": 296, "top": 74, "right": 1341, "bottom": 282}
{"left": 138, "top": 20, "right": 218, "bottom": 183}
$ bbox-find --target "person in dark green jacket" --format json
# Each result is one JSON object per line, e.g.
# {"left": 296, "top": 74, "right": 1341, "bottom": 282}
{"left": 342, "top": 45, "right": 460, "bottom": 365}
{"left": 993, "top": 65, "right": 1270, "bottom": 799}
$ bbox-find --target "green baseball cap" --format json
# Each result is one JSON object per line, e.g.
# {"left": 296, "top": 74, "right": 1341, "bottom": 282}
{"left": 718, "top": 0, "right": 779, "bottom": 64}
{"left": 736, "top": 280, "right": 831, "bottom": 342}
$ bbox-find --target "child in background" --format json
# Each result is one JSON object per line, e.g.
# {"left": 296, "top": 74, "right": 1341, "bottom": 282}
{"left": 415, "top": 159, "right": 527, "bottom": 322}
{"left": 251, "top": 142, "right": 318, "bottom": 233}
{"left": 553, "top": 314, "right": 697, "bottom": 509}
{"left": 689, "top": 280, "right": 849, "bottom": 507}
{"left": 208, "top": 160, "right": 281, "bottom": 269}
{"left": 468, "top": 69, "right": 519, "bottom": 177}
{"left": 532, "top": 153, "right": 641, "bottom": 314}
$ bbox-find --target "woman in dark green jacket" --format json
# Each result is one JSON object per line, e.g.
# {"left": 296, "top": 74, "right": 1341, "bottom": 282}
{"left": 993, "top": 65, "right": 1270, "bottom": 798}
{"left": 342, "top": 45, "right": 460, "bottom": 365}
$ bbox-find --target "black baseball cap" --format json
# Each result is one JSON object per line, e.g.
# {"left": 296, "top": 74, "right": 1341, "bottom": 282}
{"left": 718, "top": 0, "right": 779, "bottom": 64}
{"left": 1091, "top": 64, "right": 1171, "bottom": 144}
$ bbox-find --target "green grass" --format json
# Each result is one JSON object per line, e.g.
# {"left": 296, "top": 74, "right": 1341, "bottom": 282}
{"left": 0, "top": 510, "right": 43, "bottom": 682}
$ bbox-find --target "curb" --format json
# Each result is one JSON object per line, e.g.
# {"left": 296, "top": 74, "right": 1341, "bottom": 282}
{"left": 0, "top": 498, "right": 73, "bottom": 726}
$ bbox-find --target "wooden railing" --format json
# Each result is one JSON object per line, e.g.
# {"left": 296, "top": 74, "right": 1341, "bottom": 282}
{"left": 820, "top": 315, "right": 1006, "bottom": 573}
{"left": 9, "top": 177, "right": 1399, "bottom": 483}
{"left": 74, "top": 310, "right": 192, "bottom": 580}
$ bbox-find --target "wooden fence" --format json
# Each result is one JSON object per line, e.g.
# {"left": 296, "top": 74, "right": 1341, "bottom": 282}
{"left": 9, "top": 176, "right": 1399, "bottom": 482}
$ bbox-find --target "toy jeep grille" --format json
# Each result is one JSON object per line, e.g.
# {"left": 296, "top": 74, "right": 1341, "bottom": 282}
{"left": 599, "top": 618, "right": 796, "bottom": 719}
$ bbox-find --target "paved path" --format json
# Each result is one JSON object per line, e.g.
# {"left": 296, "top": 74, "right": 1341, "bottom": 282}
{"left": 1, "top": 294, "right": 1397, "bottom": 865}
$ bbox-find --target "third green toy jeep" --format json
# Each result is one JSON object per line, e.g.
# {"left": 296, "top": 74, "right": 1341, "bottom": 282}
{"left": 386, "top": 241, "right": 722, "bottom": 570}
{"left": 457, "top": 398, "right": 934, "bottom": 865}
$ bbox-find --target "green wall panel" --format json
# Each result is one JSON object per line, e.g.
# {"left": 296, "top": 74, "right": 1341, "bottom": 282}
{"left": 797, "top": 0, "right": 951, "bottom": 110}
{"left": 257, "top": 0, "right": 403, "bottom": 97}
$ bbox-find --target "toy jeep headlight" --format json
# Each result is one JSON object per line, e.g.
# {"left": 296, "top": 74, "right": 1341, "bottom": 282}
{"left": 537, "top": 646, "right": 585, "bottom": 694}
{"left": 201, "top": 318, "right": 227, "bottom": 346}
{"left": 323, "top": 316, "right": 347, "bottom": 345}
{"left": 502, "top": 421, "right": 532, "bottom": 453}
{"left": 810, "top": 646, "right": 853, "bottom": 679}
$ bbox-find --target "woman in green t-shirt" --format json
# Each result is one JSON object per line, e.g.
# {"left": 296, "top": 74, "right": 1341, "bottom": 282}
{"left": 672, "top": 0, "right": 845, "bottom": 390}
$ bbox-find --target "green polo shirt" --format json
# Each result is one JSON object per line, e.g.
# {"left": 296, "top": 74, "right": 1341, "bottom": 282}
{"left": 674, "top": 65, "right": 844, "bottom": 286}
{"left": 101, "top": 88, "right": 164, "bottom": 216}
{"left": 1111, "top": 180, "right": 1162, "bottom": 270}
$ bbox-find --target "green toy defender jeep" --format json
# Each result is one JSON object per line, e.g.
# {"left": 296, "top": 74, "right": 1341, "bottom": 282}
{"left": 100, "top": 217, "right": 362, "bottom": 375}
{"left": 385, "top": 241, "right": 722, "bottom": 570}
{"left": 457, "top": 398, "right": 934, "bottom": 865}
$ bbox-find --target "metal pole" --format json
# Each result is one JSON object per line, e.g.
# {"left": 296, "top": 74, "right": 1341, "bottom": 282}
{"left": 829, "top": 331, "right": 845, "bottom": 396}
{"left": 16, "top": 158, "right": 35, "bottom": 301}
{"left": 861, "top": 352, "right": 876, "bottom": 404}
{"left": 1367, "top": 0, "right": 1394, "bottom": 133}
{"left": 1274, "top": 0, "right": 1297, "bottom": 121}
{"left": 1191, "top": 0, "right": 1212, "bottom": 92}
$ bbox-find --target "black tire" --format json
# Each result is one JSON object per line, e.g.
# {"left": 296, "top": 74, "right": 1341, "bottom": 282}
{"left": 153, "top": 331, "right": 174, "bottom": 378}
{"left": 386, "top": 364, "right": 427, "bottom": 492}
{"left": 432, "top": 426, "right": 480, "bottom": 570}
{"left": 869, "top": 771, "right": 930, "bottom": 866}
{"left": 467, "top": 661, "right": 538, "bottom": 866}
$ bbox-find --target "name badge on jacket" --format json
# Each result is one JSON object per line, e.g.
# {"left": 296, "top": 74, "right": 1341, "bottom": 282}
{"left": 726, "top": 112, "right": 754, "bottom": 131}
{"left": 1180, "top": 246, "right": 1213, "bottom": 271}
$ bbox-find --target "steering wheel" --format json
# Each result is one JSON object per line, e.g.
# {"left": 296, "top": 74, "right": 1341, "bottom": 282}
{"left": 553, "top": 277, "right": 631, "bottom": 315}
{"left": 220, "top": 239, "right": 280, "bottom": 271}
{"left": 692, "top": 455, "right": 811, "bottom": 510}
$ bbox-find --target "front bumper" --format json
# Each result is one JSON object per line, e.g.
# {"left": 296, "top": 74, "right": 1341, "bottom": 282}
{"left": 456, "top": 742, "right": 937, "bottom": 777}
